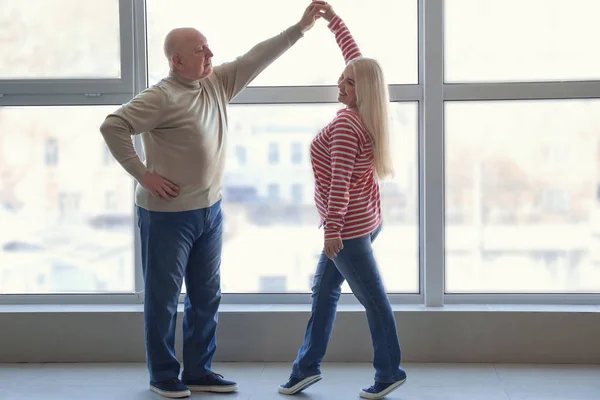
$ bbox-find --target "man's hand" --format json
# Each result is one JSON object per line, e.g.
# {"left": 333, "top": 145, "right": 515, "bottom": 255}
{"left": 140, "top": 171, "right": 180, "bottom": 200}
{"left": 324, "top": 236, "right": 344, "bottom": 259}
{"left": 315, "top": 0, "right": 336, "bottom": 22}
{"left": 298, "top": 1, "right": 328, "bottom": 33}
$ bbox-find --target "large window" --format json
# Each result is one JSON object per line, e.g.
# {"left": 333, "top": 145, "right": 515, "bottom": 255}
{"left": 3, "top": 0, "right": 600, "bottom": 305}
{"left": 148, "top": 0, "right": 419, "bottom": 296}
{"left": 0, "top": 1, "right": 121, "bottom": 79}
{"left": 0, "top": 106, "right": 135, "bottom": 294}
{"left": 445, "top": 100, "right": 600, "bottom": 293}
{"left": 146, "top": 0, "right": 418, "bottom": 86}
{"left": 0, "top": 0, "right": 133, "bottom": 98}
{"left": 443, "top": 0, "right": 600, "bottom": 299}
{"left": 445, "top": 0, "right": 600, "bottom": 83}
{"left": 219, "top": 103, "right": 419, "bottom": 293}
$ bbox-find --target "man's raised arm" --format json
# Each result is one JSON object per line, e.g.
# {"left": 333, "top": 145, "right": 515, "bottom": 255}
{"left": 214, "top": 1, "right": 327, "bottom": 102}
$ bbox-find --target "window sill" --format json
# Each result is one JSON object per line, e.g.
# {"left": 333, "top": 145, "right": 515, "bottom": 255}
{"left": 0, "top": 303, "right": 598, "bottom": 314}
{"left": 2, "top": 303, "right": 599, "bottom": 364}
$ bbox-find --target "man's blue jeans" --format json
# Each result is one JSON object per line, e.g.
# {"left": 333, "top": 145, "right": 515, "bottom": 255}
{"left": 137, "top": 200, "right": 223, "bottom": 384}
{"left": 291, "top": 225, "right": 406, "bottom": 383}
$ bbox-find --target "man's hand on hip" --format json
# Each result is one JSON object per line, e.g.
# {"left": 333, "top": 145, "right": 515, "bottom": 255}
{"left": 140, "top": 171, "right": 180, "bottom": 200}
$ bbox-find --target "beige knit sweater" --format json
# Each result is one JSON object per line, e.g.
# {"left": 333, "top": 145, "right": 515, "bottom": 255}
{"left": 100, "top": 24, "right": 304, "bottom": 211}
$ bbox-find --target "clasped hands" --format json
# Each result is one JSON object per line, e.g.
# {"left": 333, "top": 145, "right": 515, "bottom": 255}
{"left": 297, "top": 0, "right": 337, "bottom": 32}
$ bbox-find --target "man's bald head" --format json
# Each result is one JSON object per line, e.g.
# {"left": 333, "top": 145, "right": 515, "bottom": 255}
{"left": 163, "top": 27, "right": 200, "bottom": 60}
{"left": 163, "top": 27, "right": 214, "bottom": 80}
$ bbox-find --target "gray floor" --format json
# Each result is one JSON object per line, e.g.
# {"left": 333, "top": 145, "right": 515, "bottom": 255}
{"left": 1, "top": 362, "right": 599, "bottom": 399}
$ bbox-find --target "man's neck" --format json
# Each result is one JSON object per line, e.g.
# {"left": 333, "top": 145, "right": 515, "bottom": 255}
{"left": 169, "top": 70, "right": 201, "bottom": 88}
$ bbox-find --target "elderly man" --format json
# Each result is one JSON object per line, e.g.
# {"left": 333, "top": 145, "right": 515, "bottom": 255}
{"left": 100, "top": 3, "right": 327, "bottom": 398}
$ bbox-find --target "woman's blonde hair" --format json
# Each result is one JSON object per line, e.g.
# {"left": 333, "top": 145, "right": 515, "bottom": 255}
{"left": 348, "top": 57, "right": 394, "bottom": 180}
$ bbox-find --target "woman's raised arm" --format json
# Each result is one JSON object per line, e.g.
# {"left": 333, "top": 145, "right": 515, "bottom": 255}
{"left": 321, "top": 3, "right": 362, "bottom": 63}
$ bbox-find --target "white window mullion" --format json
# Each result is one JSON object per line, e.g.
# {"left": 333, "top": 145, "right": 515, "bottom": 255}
{"left": 0, "top": 93, "right": 134, "bottom": 107}
{"left": 421, "top": 0, "right": 445, "bottom": 307}
{"left": 132, "top": 0, "right": 148, "bottom": 302}
{"left": 445, "top": 81, "right": 600, "bottom": 101}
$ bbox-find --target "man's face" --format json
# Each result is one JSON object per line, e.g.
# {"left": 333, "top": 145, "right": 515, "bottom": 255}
{"left": 176, "top": 31, "right": 214, "bottom": 80}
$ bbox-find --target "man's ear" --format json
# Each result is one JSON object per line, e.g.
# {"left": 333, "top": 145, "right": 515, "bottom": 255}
{"left": 171, "top": 54, "right": 182, "bottom": 67}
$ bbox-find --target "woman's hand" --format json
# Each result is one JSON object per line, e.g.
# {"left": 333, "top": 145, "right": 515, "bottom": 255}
{"left": 313, "top": 0, "right": 336, "bottom": 22}
{"left": 298, "top": 1, "right": 328, "bottom": 33}
{"left": 324, "top": 236, "right": 344, "bottom": 259}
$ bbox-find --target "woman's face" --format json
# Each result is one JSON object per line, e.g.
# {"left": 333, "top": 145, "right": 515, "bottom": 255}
{"left": 337, "top": 64, "right": 357, "bottom": 109}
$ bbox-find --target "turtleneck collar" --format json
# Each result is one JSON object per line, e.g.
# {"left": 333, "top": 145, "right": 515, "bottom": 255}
{"left": 169, "top": 71, "right": 202, "bottom": 89}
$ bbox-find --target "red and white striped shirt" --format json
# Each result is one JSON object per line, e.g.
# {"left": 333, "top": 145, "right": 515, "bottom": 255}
{"left": 310, "top": 15, "right": 383, "bottom": 241}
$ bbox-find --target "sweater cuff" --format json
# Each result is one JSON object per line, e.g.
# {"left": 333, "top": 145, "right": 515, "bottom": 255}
{"left": 324, "top": 228, "right": 342, "bottom": 241}
{"left": 122, "top": 159, "right": 148, "bottom": 182}
{"left": 327, "top": 15, "right": 342, "bottom": 30}
{"left": 288, "top": 23, "right": 306, "bottom": 39}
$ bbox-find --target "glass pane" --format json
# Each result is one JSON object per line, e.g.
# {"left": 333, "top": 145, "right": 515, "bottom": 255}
{"left": 217, "top": 103, "right": 418, "bottom": 294}
{"left": 0, "top": 106, "right": 134, "bottom": 294}
{"left": 445, "top": 0, "right": 600, "bottom": 83}
{"left": 445, "top": 100, "right": 600, "bottom": 293}
{"left": 0, "top": 0, "right": 121, "bottom": 79}
{"left": 146, "top": 0, "right": 417, "bottom": 86}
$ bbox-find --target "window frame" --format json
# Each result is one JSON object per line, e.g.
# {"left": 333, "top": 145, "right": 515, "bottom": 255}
{"left": 1, "top": 0, "right": 599, "bottom": 306}
{"left": 0, "top": 0, "right": 135, "bottom": 102}
{"left": 0, "top": 0, "right": 142, "bottom": 304}
{"left": 440, "top": 0, "right": 600, "bottom": 305}
{"left": 442, "top": 0, "right": 600, "bottom": 85}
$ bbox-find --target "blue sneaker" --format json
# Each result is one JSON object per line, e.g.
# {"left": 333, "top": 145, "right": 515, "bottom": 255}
{"left": 278, "top": 375, "right": 322, "bottom": 395}
{"left": 149, "top": 378, "right": 191, "bottom": 398}
{"left": 182, "top": 372, "right": 238, "bottom": 393}
{"left": 359, "top": 377, "right": 407, "bottom": 399}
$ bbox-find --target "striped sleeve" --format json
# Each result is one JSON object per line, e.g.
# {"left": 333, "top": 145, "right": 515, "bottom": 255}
{"left": 324, "top": 114, "right": 361, "bottom": 240}
{"left": 328, "top": 15, "right": 362, "bottom": 64}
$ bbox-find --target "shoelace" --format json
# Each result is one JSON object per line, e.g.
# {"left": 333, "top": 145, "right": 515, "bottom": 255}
{"left": 365, "top": 383, "right": 385, "bottom": 393}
